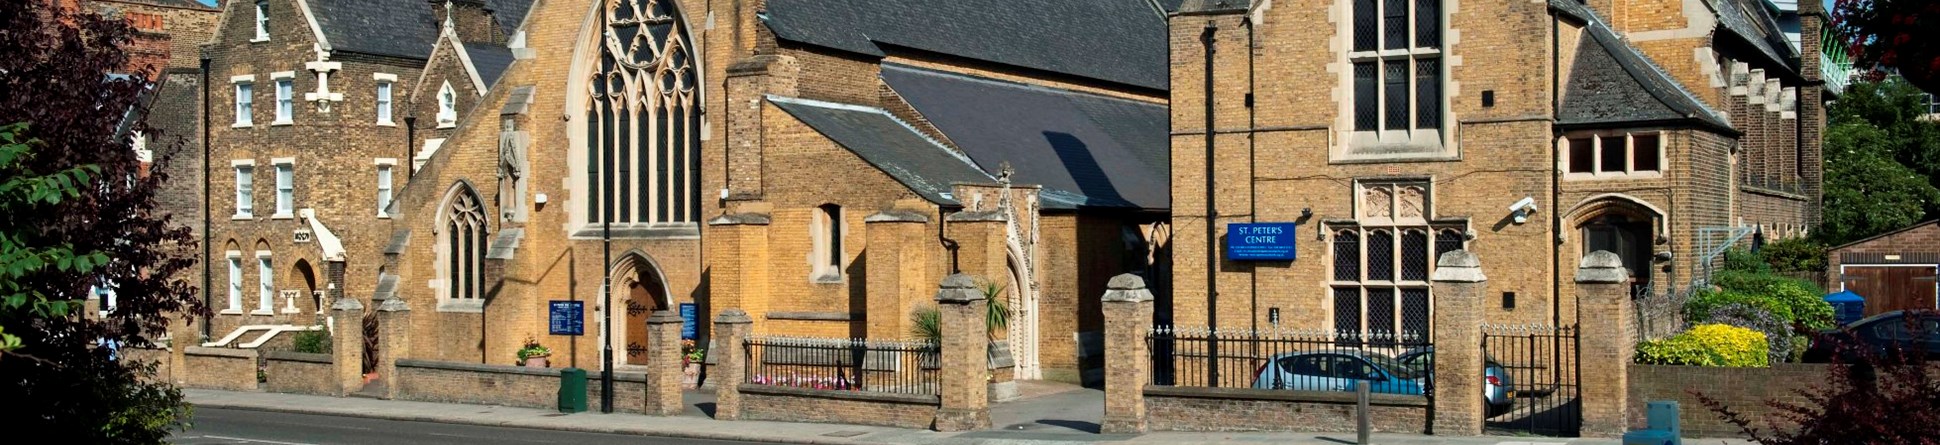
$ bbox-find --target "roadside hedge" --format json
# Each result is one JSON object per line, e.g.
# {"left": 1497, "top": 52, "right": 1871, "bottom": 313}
{"left": 1710, "top": 270, "right": 1835, "bottom": 331}
{"left": 1635, "top": 324, "right": 1770, "bottom": 367}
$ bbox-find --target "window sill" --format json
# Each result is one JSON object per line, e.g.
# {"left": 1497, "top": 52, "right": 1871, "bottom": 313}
{"left": 376, "top": 121, "right": 395, "bottom": 127}
{"left": 811, "top": 273, "right": 845, "bottom": 284}
{"left": 232, "top": 214, "right": 255, "bottom": 221}
{"left": 1563, "top": 171, "right": 1663, "bottom": 181}
{"left": 271, "top": 120, "right": 292, "bottom": 126}
{"left": 271, "top": 213, "right": 294, "bottom": 220}
{"left": 569, "top": 222, "right": 700, "bottom": 240}
{"left": 376, "top": 213, "right": 390, "bottom": 219}
{"left": 250, "top": 37, "right": 269, "bottom": 43}
{"left": 232, "top": 122, "right": 254, "bottom": 128}
{"left": 218, "top": 308, "right": 244, "bottom": 315}
{"left": 436, "top": 299, "right": 485, "bottom": 313}
{"left": 249, "top": 309, "right": 275, "bottom": 316}
{"left": 436, "top": 122, "right": 456, "bottom": 129}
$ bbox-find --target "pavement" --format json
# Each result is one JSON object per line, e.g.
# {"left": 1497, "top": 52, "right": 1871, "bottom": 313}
{"left": 183, "top": 384, "right": 1755, "bottom": 445}
{"left": 181, "top": 407, "right": 769, "bottom": 444}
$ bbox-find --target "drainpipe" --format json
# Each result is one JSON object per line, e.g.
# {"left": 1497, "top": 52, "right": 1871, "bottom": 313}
{"left": 1200, "top": 20, "right": 1220, "bottom": 385}
{"left": 404, "top": 116, "right": 417, "bottom": 179}
{"left": 939, "top": 207, "right": 961, "bottom": 273}
{"left": 200, "top": 56, "right": 214, "bottom": 339}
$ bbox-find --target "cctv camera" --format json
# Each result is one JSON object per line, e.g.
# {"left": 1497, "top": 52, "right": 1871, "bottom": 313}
{"left": 1508, "top": 197, "right": 1538, "bottom": 213}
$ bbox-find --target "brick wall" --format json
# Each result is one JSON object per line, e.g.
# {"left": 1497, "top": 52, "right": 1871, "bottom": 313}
{"left": 740, "top": 385, "right": 941, "bottom": 430}
{"left": 1827, "top": 222, "right": 1940, "bottom": 281}
{"left": 1626, "top": 364, "right": 1828, "bottom": 438}
{"left": 263, "top": 350, "right": 336, "bottom": 396}
{"left": 1144, "top": 387, "right": 1429, "bottom": 433}
{"left": 395, "top": 359, "right": 574, "bottom": 409}
{"left": 121, "top": 347, "right": 173, "bottom": 383}
{"left": 183, "top": 346, "right": 260, "bottom": 391}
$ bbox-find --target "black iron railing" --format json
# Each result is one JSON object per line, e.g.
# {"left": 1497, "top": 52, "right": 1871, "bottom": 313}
{"left": 1149, "top": 326, "right": 1432, "bottom": 390}
{"left": 743, "top": 336, "right": 939, "bottom": 395}
{"left": 1481, "top": 323, "right": 1580, "bottom": 436}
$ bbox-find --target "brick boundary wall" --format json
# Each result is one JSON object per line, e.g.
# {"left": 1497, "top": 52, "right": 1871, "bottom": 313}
{"left": 263, "top": 350, "right": 336, "bottom": 396}
{"left": 586, "top": 371, "right": 650, "bottom": 413}
{"left": 740, "top": 385, "right": 941, "bottom": 429}
{"left": 1144, "top": 386, "right": 1430, "bottom": 433}
{"left": 183, "top": 347, "right": 260, "bottom": 391}
{"left": 121, "top": 347, "right": 173, "bottom": 383}
{"left": 1627, "top": 364, "right": 1828, "bottom": 437}
{"left": 395, "top": 359, "right": 565, "bottom": 409}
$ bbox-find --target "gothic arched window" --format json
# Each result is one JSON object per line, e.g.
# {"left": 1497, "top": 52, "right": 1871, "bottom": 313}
{"left": 442, "top": 186, "right": 487, "bottom": 302}
{"left": 587, "top": 0, "right": 701, "bottom": 224}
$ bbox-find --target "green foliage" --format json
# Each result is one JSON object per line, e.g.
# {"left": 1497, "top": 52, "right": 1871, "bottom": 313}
{"left": 1712, "top": 270, "right": 1835, "bottom": 331}
{"left": 1701, "top": 302, "right": 1798, "bottom": 364}
{"left": 910, "top": 306, "right": 941, "bottom": 343}
{"left": 1688, "top": 289, "right": 1795, "bottom": 326}
{"left": 908, "top": 278, "right": 1013, "bottom": 343}
{"left": 1722, "top": 248, "right": 1774, "bottom": 274}
{"left": 0, "top": 123, "right": 105, "bottom": 353}
{"left": 1636, "top": 324, "right": 1771, "bottom": 367}
{"left": 291, "top": 330, "right": 331, "bottom": 354}
{"left": 1818, "top": 79, "right": 1940, "bottom": 246}
{"left": 1757, "top": 238, "right": 1828, "bottom": 275}
{"left": 515, "top": 335, "right": 552, "bottom": 365}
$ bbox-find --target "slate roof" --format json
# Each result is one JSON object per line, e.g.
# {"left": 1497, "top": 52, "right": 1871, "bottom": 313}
{"left": 1712, "top": 0, "right": 1798, "bottom": 76}
{"left": 1553, "top": 0, "right": 1733, "bottom": 132}
{"left": 462, "top": 41, "right": 515, "bottom": 88}
{"left": 486, "top": 0, "right": 533, "bottom": 38}
{"left": 766, "top": 96, "right": 995, "bottom": 206}
{"left": 308, "top": 0, "right": 439, "bottom": 59}
{"left": 881, "top": 64, "right": 1170, "bottom": 210}
{"left": 761, "top": 0, "right": 1168, "bottom": 91}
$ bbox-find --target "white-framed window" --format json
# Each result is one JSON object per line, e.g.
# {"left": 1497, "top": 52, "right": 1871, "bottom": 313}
{"left": 811, "top": 204, "right": 844, "bottom": 281}
{"left": 1329, "top": 181, "right": 1463, "bottom": 343}
{"left": 272, "top": 73, "right": 294, "bottom": 124}
{"left": 375, "top": 75, "right": 395, "bottom": 125}
{"left": 582, "top": 0, "right": 704, "bottom": 227}
{"left": 1348, "top": 0, "right": 1442, "bottom": 147}
{"left": 376, "top": 159, "right": 395, "bottom": 217}
{"left": 437, "top": 81, "right": 457, "bottom": 126}
{"left": 272, "top": 159, "right": 293, "bottom": 217}
{"left": 225, "top": 252, "right": 244, "bottom": 313}
{"left": 1564, "top": 131, "right": 1663, "bottom": 178}
{"left": 252, "top": 0, "right": 269, "bottom": 41}
{"left": 256, "top": 252, "right": 273, "bottom": 314}
{"left": 232, "top": 76, "right": 255, "bottom": 127}
{"left": 233, "top": 160, "right": 254, "bottom": 218}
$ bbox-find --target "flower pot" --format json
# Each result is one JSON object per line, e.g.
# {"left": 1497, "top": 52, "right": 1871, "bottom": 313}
{"left": 682, "top": 363, "right": 700, "bottom": 389}
{"left": 524, "top": 355, "right": 550, "bottom": 368}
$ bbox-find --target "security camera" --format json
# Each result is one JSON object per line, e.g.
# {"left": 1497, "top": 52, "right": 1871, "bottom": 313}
{"left": 1508, "top": 197, "right": 1538, "bottom": 224}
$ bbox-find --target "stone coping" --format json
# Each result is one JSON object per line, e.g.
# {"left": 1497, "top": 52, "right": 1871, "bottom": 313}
{"left": 262, "top": 350, "right": 332, "bottom": 363}
{"left": 740, "top": 384, "right": 941, "bottom": 406}
{"left": 398, "top": 359, "right": 562, "bottom": 377}
{"left": 186, "top": 346, "right": 260, "bottom": 358}
{"left": 1144, "top": 385, "right": 1430, "bottom": 408}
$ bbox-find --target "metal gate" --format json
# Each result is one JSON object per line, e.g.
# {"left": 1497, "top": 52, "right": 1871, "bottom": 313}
{"left": 1481, "top": 324, "right": 1579, "bottom": 436}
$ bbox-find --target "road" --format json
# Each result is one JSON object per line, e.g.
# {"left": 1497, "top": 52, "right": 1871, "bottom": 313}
{"left": 177, "top": 408, "right": 779, "bottom": 445}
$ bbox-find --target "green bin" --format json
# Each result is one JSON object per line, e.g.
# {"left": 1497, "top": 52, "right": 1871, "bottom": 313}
{"left": 558, "top": 367, "right": 588, "bottom": 413}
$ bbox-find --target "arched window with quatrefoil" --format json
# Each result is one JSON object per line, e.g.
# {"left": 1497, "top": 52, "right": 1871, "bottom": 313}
{"left": 580, "top": 0, "right": 703, "bottom": 228}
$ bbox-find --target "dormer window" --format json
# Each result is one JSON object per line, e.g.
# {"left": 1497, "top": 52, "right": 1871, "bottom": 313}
{"left": 437, "top": 81, "right": 457, "bottom": 127}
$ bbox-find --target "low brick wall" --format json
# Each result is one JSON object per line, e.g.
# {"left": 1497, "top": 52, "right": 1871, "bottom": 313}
{"left": 1628, "top": 364, "right": 1829, "bottom": 437}
{"left": 396, "top": 359, "right": 564, "bottom": 409}
{"left": 263, "top": 350, "right": 336, "bottom": 396}
{"left": 585, "top": 371, "right": 649, "bottom": 413}
{"left": 741, "top": 385, "right": 941, "bottom": 429}
{"left": 182, "top": 347, "right": 259, "bottom": 391}
{"left": 120, "top": 347, "right": 172, "bottom": 383}
{"left": 1145, "top": 386, "right": 1430, "bottom": 433}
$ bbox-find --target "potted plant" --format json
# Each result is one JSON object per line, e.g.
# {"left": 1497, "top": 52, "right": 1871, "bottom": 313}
{"left": 681, "top": 339, "right": 704, "bottom": 389}
{"left": 517, "top": 336, "right": 552, "bottom": 368}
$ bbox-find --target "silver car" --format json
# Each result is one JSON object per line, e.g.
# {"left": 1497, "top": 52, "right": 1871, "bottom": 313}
{"left": 1396, "top": 347, "right": 1515, "bottom": 417}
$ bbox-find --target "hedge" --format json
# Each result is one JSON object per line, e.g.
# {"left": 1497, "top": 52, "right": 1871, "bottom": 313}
{"left": 1635, "top": 324, "right": 1770, "bottom": 367}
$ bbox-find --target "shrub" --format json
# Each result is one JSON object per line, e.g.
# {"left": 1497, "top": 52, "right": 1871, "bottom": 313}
{"left": 1723, "top": 247, "right": 1775, "bottom": 274}
{"left": 1712, "top": 270, "right": 1836, "bottom": 331}
{"left": 1688, "top": 289, "right": 1796, "bottom": 325}
{"left": 1701, "top": 329, "right": 1940, "bottom": 443}
{"left": 1759, "top": 238, "right": 1828, "bottom": 274}
{"left": 291, "top": 330, "right": 331, "bottom": 354}
{"left": 1635, "top": 324, "right": 1770, "bottom": 367}
{"left": 1703, "top": 302, "right": 1795, "bottom": 364}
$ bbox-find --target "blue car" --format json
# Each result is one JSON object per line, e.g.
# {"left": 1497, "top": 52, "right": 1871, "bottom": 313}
{"left": 1250, "top": 350, "right": 1425, "bottom": 395}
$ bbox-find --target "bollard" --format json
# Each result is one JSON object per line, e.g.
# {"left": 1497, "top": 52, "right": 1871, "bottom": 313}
{"left": 1357, "top": 380, "right": 1370, "bottom": 444}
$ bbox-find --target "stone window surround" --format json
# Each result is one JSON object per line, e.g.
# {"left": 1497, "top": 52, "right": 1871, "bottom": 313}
{"left": 271, "top": 157, "right": 294, "bottom": 219}
{"left": 231, "top": 75, "right": 255, "bottom": 127}
{"left": 1324, "top": 178, "right": 1468, "bottom": 340}
{"left": 254, "top": 250, "right": 274, "bottom": 315}
{"left": 375, "top": 158, "right": 397, "bottom": 218}
{"left": 434, "top": 185, "right": 487, "bottom": 313}
{"left": 1561, "top": 130, "right": 1666, "bottom": 180}
{"left": 810, "top": 204, "right": 846, "bottom": 283}
{"left": 1332, "top": 0, "right": 1457, "bottom": 162}
{"left": 222, "top": 250, "right": 244, "bottom": 314}
{"left": 251, "top": 0, "right": 269, "bottom": 42}
{"left": 437, "top": 81, "right": 457, "bottom": 128}
{"left": 231, "top": 159, "right": 255, "bottom": 219}
{"left": 566, "top": 0, "right": 708, "bottom": 236}
{"left": 271, "top": 71, "right": 296, "bottom": 126}
{"left": 374, "top": 73, "right": 398, "bottom": 126}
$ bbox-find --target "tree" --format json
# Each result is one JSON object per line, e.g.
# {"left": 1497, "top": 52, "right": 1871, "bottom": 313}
{"left": 1835, "top": 0, "right": 1940, "bottom": 94}
{"left": 1816, "top": 79, "right": 1940, "bottom": 246}
{"left": 1701, "top": 323, "right": 1940, "bottom": 444}
{"left": 0, "top": 2, "right": 205, "bottom": 442}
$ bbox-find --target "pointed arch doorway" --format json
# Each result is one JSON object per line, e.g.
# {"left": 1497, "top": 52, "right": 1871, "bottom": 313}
{"left": 612, "top": 252, "right": 672, "bottom": 366}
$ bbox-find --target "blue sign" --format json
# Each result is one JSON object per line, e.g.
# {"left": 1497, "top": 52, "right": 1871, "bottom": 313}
{"left": 679, "top": 303, "right": 698, "bottom": 340}
{"left": 1227, "top": 223, "right": 1298, "bottom": 261}
{"left": 549, "top": 300, "right": 584, "bottom": 336}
